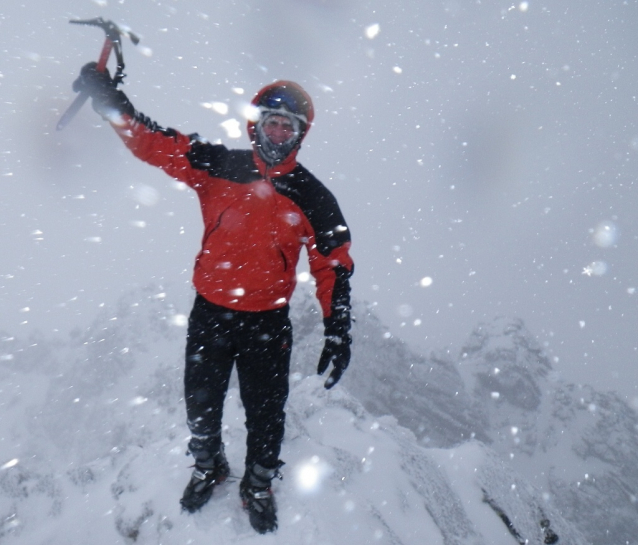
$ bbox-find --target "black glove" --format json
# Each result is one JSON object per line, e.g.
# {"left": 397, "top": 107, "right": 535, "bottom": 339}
{"left": 72, "top": 62, "right": 133, "bottom": 118}
{"left": 317, "top": 332, "right": 351, "bottom": 390}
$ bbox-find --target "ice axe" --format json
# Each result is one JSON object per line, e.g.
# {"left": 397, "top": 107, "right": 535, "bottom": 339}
{"left": 57, "top": 17, "right": 140, "bottom": 131}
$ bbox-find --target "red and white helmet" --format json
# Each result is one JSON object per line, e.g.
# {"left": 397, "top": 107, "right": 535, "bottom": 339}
{"left": 248, "top": 81, "right": 315, "bottom": 166}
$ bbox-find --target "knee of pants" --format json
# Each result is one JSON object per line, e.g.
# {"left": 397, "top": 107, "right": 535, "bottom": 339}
{"left": 191, "top": 388, "right": 212, "bottom": 404}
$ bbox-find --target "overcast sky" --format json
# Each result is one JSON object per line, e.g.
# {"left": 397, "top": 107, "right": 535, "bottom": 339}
{"left": 1, "top": 0, "right": 637, "bottom": 399}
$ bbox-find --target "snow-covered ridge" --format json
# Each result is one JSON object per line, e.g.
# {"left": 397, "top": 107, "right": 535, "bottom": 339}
{"left": 0, "top": 284, "right": 631, "bottom": 543}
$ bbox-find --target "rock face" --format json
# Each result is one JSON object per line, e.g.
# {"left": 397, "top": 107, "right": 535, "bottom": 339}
{"left": 290, "top": 291, "right": 484, "bottom": 447}
{"left": 292, "top": 292, "right": 638, "bottom": 545}
{"left": 456, "top": 316, "right": 638, "bottom": 545}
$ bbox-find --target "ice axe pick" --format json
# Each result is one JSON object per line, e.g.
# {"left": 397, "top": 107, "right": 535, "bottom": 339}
{"left": 57, "top": 17, "right": 140, "bottom": 131}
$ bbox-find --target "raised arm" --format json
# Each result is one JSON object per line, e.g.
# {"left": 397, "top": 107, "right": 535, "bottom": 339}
{"left": 71, "top": 62, "right": 201, "bottom": 186}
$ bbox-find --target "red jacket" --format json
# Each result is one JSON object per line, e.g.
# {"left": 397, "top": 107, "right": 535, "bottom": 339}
{"left": 110, "top": 112, "right": 353, "bottom": 320}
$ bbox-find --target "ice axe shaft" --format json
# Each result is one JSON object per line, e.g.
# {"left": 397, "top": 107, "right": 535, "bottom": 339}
{"left": 57, "top": 17, "right": 139, "bottom": 131}
{"left": 96, "top": 37, "right": 115, "bottom": 72}
{"left": 56, "top": 90, "right": 91, "bottom": 131}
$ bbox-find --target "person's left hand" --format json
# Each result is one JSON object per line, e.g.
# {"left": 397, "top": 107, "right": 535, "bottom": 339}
{"left": 317, "top": 334, "right": 351, "bottom": 389}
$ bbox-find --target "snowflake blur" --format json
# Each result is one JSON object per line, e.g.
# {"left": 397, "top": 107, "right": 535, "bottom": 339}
{"left": 293, "top": 456, "right": 332, "bottom": 494}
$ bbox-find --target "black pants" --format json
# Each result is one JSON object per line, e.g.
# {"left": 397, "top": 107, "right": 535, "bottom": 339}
{"left": 184, "top": 294, "right": 292, "bottom": 470}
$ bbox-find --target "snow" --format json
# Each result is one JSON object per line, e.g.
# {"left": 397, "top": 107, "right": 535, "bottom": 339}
{"left": 0, "top": 288, "right": 586, "bottom": 544}
{"left": 0, "top": 2, "right": 635, "bottom": 541}
{"left": 2, "top": 364, "right": 445, "bottom": 544}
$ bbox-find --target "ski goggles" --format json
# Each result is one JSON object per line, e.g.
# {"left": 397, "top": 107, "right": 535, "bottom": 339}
{"left": 258, "top": 87, "right": 309, "bottom": 123}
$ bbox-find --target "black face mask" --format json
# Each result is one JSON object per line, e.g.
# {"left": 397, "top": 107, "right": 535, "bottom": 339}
{"left": 254, "top": 112, "right": 304, "bottom": 166}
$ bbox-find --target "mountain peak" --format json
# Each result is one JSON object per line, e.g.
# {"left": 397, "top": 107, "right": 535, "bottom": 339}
{"left": 459, "top": 316, "right": 553, "bottom": 411}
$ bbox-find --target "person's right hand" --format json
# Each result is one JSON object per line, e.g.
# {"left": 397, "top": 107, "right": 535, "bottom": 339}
{"left": 72, "top": 62, "right": 131, "bottom": 118}
{"left": 73, "top": 62, "right": 115, "bottom": 95}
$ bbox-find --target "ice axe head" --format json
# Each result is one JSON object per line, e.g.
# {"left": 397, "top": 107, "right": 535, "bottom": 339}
{"left": 70, "top": 16, "right": 140, "bottom": 47}
{"left": 70, "top": 17, "right": 139, "bottom": 74}
{"left": 56, "top": 17, "right": 140, "bottom": 131}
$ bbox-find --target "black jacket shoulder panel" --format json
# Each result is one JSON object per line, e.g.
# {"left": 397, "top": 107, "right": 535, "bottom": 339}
{"left": 185, "top": 140, "right": 228, "bottom": 172}
{"left": 272, "top": 165, "right": 351, "bottom": 256}
{"left": 186, "top": 144, "right": 260, "bottom": 184}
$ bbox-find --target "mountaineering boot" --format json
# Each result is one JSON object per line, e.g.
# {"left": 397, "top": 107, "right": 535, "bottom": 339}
{"left": 180, "top": 447, "right": 230, "bottom": 513}
{"left": 240, "top": 462, "right": 283, "bottom": 534}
